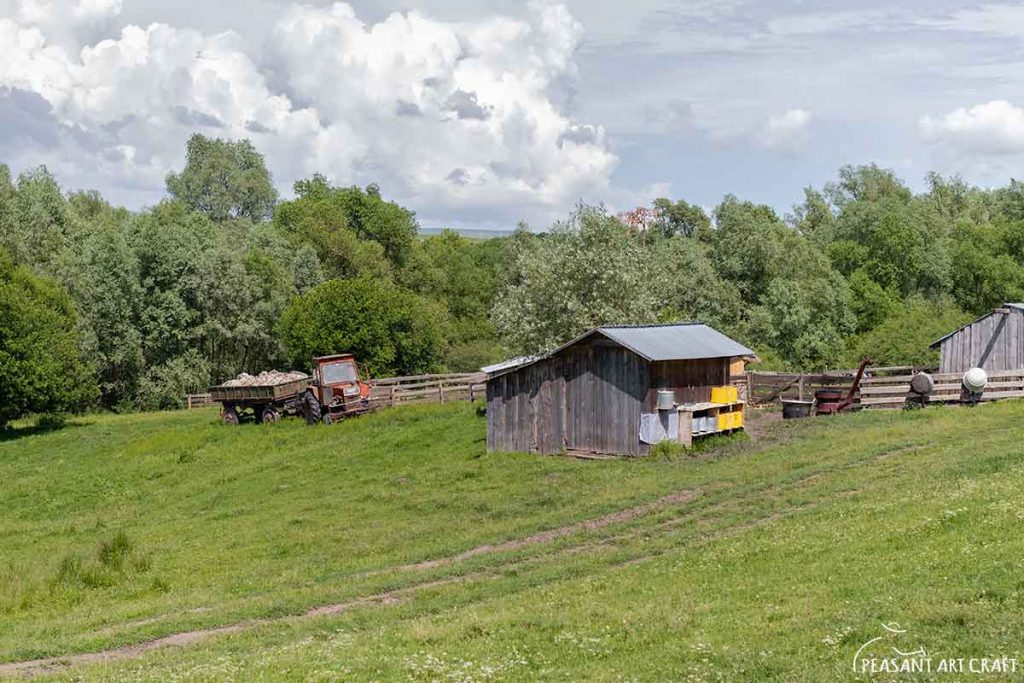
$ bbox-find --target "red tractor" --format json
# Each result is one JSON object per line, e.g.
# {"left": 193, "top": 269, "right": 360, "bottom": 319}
{"left": 302, "top": 354, "right": 373, "bottom": 425}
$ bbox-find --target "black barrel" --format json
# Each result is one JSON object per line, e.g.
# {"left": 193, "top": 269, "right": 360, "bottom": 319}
{"left": 782, "top": 400, "right": 814, "bottom": 420}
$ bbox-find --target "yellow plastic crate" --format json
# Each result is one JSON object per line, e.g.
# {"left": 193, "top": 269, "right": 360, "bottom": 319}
{"left": 731, "top": 410, "right": 744, "bottom": 429}
{"left": 711, "top": 385, "right": 739, "bottom": 404}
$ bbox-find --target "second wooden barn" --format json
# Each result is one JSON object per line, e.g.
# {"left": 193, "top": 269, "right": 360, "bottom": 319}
{"left": 930, "top": 304, "right": 1024, "bottom": 373}
{"left": 485, "top": 323, "right": 754, "bottom": 456}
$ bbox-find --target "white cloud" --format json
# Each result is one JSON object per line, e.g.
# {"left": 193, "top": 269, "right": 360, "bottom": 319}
{"left": 919, "top": 100, "right": 1024, "bottom": 156}
{"left": 757, "top": 108, "right": 812, "bottom": 152}
{"left": 919, "top": 4, "right": 1024, "bottom": 38}
{"left": 0, "top": 1, "right": 617, "bottom": 227}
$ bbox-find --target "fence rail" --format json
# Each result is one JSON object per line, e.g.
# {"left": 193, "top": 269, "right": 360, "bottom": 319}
{"left": 860, "top": 369, "right": 1024, "bottom": 409}
{"left": 743, "top": 366, "right": 937, "bottom": 407}
{"left": 186, "top": 393, "right": 213, "bottom": 409}
{"left": 367, "top": 373, "right": 486, "bottom": 407}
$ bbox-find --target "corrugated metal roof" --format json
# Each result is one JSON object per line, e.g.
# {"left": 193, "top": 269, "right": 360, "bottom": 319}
{"left": 929, "top": 304, "right": 1024, "bottom": 348}
{"left": 485, "top": 323, "right": 754, "bottom": 377}
{"left": 597, "top": 323, "right": 754, "bottom": 361}
{"left": 481, "top": 356, "right": 538, "bottom": 375}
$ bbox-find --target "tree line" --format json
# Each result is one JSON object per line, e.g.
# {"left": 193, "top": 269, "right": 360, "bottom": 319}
{"left": 3, "top": 134, "right": 1024, "bottom": 426}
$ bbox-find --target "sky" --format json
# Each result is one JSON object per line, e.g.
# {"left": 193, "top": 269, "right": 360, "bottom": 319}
{"left": 1, "top": 0, "right": 1023, "bottom": 231}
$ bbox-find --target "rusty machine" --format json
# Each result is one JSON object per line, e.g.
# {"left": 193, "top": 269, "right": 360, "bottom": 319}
{"left": 813, "top": 358, "right": 873, "bottom": 415}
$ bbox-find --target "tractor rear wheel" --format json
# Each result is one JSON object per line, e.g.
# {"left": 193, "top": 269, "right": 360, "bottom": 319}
{"left": 303, "top": 392, "right": 322, "bottom": 426}
{"left": 222, "top": 406, "right": 240, "bottom": 425}
{"left": 261, "top": 406, "right": 280, "bottom": 424}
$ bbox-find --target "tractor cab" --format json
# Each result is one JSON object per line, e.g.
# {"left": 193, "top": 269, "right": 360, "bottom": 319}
{"left": 312, "top": 354, "right": 372, "bottom": 413}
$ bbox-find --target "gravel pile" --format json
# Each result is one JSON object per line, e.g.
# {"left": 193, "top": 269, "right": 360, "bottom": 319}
{"left": 220, "top": 370, "right": 309, "bottom": 387}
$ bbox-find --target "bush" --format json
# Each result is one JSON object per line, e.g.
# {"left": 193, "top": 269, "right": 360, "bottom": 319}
{"left": 278, "top": 277, "right": 448, "bottom": 377}
{"left": 0, "top": 249, "right": 97, "bottom": 428}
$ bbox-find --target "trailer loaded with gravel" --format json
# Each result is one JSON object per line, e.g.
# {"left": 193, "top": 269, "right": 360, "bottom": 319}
{"left": 209, "top": 371, "right": 312, "bottom": 425}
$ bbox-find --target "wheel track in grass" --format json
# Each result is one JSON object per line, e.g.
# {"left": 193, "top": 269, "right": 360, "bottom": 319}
{"left": 0, "top": 489, "right": 705, "bottom": 678}
{"left": 0, "top": 438, "right": 924, "bottom": 678}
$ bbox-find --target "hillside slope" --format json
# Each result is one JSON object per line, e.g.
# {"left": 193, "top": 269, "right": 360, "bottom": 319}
{"left": 1, "top": 402, "right": 1023, "bottom": 680}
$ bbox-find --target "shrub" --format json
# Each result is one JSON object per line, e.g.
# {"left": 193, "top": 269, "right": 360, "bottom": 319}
{"left": 0, "top": 248, "right": 97, "bottom": 428}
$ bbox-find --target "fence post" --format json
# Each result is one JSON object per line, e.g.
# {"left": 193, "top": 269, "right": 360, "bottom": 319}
{"left": 798, "top": 376, "right": 804, "bottom": 402}
{"left": 438, "top": 382, "right": 445, "bottom": 404}
{"left": 390, "top": 385, "right": 396, "bottom": 407}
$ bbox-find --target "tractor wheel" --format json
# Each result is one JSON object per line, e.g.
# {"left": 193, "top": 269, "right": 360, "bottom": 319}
{"left": 261, "top": 406, "right": 280, "bottom": 424}
{"left": 222, "top": 406, "right": 240, "bottom": 425}
{"left": 303, "top": 392, "right": 322, "bottom": 426}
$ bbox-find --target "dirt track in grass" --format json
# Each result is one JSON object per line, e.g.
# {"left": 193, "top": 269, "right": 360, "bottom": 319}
{"left": 0, "top": 489, "right": 702, "bottom": 678}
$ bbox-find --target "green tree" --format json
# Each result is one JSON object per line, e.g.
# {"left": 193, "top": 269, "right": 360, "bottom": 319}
{"left": 399, "top": 230, "right": 506, "bottom": 370}
{"left": 130, "top": 201, "right": 216, "bottom": 369}
{"left": 492, "top": 205, "right": 659, "bottom": 355}
{"left": 166, "top": 134, "right": 277, "bottom": 222}
{"left": 649, "top": 236, "right": 742, "bottom": 334}
{"left": 822, "top": 166, "right": 951, "bottom": 298}
{"left": 277, "top": 175, "right": 417, "bottom": 273}
{"left": 843, "top": 298, "right": 972, "bottom": 367}
{"left": 947, "top": 222, "right": 1024, "bottom": 313}
{"left": 710, "top": 196, "right": 788, "bottom": 303}
{"left": 278, "top": 278, "right": 448, "bottom": 377}
{"left": 65, "top": 226, "right": 145, "bottom": 409}
{"left": 651, "top": 197, "right": 711, "bottom": 239}
{"left": 0, "top": 249, "right": 96, "bottom": 427}
{"left": 0, "top": 166, "right": 69, "bottom": 273}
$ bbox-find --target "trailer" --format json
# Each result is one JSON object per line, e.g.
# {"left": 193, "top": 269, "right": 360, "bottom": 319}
{"left": 209, "top": 374, "right": 311, "bottom": 425}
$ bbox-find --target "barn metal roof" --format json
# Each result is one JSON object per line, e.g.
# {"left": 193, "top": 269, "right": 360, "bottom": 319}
{"left": 480, "top": 355, "right": 539, "bottom": 375}
{"left": 929, "top": 304, "right": 1024, "bottom": 348}
{"left": 484, "top": 323, "right": 755, "bottom": 377}
{"left": 595, "top": 323, "right": 754, "bottom": 362}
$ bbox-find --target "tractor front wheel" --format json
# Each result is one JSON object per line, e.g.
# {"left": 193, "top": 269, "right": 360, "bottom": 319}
{"left": 303, "top": 392, "right": 322, "bottom": 426}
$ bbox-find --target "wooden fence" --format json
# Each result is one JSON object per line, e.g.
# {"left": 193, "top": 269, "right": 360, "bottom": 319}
{"left": 742, "top": 366, "right": 934, "bottom": 407}
{"left": 860, "top": 369, "right": 1024, "bottom": 409}
{"left": 367, "top": 372, "right": 486, "bottom": 408}
{"left": 186, "top": 393, "right": 213, "bottom": 409}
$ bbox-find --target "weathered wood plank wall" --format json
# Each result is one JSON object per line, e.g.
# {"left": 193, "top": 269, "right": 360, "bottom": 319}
{"left": 939, "top": 308, "right": 1024, "bottom": 373}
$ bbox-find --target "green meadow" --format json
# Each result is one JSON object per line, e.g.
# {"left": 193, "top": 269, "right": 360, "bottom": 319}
{"left": 1, "top": 402, "right": 1022, "bottom": 680}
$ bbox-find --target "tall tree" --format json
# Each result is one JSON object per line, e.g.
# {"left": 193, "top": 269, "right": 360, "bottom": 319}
{"left": 276, "top": 175, "right": 417, "bottom": 274}
{"left": 166, "top": 134, "right": 277, "bottom": 222}
{"left": 492, "top": 204, "right": 658, "bottom": 355}
{"left": 651, "top": 197, "right": 711, "bottom": 239}
{"left": 0, "top": 166, "right": 69, "bottom": 274}
{"left": 65, "top": 227, "right": 145, "bottom": 409}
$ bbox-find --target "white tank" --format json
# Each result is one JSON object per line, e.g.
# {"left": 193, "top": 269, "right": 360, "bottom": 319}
{"left": 963, "top": 367, "right": 988, "bottom": 393}
{"left": 657, "top": 390, "right": 676, "bottom": 411}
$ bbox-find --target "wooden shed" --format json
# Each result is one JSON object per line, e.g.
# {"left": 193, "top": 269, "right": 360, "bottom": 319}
{"left": 930, "top": 304, "right": 1024, "bottom": 374}
{"left": 484, "top": 323, "right": 754, "bottom": 456}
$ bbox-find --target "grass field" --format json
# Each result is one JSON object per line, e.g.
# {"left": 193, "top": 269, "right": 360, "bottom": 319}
{"left": 2, "top": 401, "right": 1023, "bottom": 680}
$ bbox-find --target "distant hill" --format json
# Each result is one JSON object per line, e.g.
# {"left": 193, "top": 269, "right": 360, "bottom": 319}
{"left": 420, "top": 227, "right": 516, "bottom": 239}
